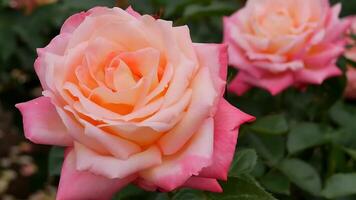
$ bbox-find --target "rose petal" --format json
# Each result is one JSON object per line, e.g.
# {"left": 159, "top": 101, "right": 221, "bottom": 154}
{"left": 15, "top": 96, "right": 72, "bottom": 146}
{"left": 295, "top": 64, "right": 342, "bottom": 84}
{"left": 140, "top": 118, "right": 214, "bottom": 191}
{"left": 75, "top": 143, "right": 162, "bottom": 179}
{"left": 57, "top": 148, "right": 136, "bottom": 200}
{"left": 194, "top": 43, "right": 228, "bottom": 99}
{"left": 199, "top": 99, "right": 255, "bottom": 180}
{"left": 182, "top": 177, "right": 222, "bottom": 192}
{"left": 158, "top": 67, "right": 218, "bottom": 155}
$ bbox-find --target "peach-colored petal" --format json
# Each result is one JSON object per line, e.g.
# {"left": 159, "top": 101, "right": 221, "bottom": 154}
{"left": 15, "top": 96, "right": 72, "bottom": 146}
{"left": 158, "top": 67, "right": 218, "bottom": 155}
{"left": 194, "top": 43, "right": 228, "bottom": 99}
{"left": 54, "top": 106, "right": 109, "bottom": 155}
{"left": 57, "top": 148, "right": 136, "bottom": 200}
{"left": 199, "top": 99, "right": 255, "bottom": 180}
{"left": 140, "top": 118, "right": 214, "bottom": 191}
{"left": 182, "top": 177, "right": 222, "bottom": 192}
{"left": 75, "top": 143, "right": 162, "bottom": 179}
{"left": 82, "top": 121, "right": 141, "bottom": 159}
{"left": 305, "top": 44, "right": 344, "bottom": 68}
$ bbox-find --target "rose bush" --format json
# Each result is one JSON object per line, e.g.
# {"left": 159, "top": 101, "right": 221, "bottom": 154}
{"left": 15, "top": 6, "right": 254, "bottom": 200}
{"left": 224, "top": 0, "right": 350, "bottom": 95}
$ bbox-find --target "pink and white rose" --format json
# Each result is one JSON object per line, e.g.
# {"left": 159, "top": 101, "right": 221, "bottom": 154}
{"left": 224, "top": 0, "right": 350, "bottom": 95}
{"left": 15, "top": 7, "right": 254, "bottom": 200}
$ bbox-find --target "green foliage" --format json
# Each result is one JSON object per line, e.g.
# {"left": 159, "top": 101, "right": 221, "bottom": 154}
{"left": 322, "top": 173, "right": 356, "bottom": 198}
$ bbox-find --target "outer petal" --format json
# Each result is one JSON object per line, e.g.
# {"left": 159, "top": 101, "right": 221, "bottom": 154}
{"left": 228, "top": 76, "right": 252, "bottom": 96}
{"left": 140, "top": 118, "right": 215, "bottom": 191}
{"left": 229, "top": 71, "right": 294, "bottom": 95}
{"left": 57, "top": 148, "right": 136, "bottom": 200}
{"left": 60, "top": 12, "right": 88, "bottom": 34}
{"left": 15, "top": 96, "right": 72, "bottom": 146}
{"left": 295, "top": 64, "right": 342, "bottom": 84}
{"left": 199, "top": 99, "right": 255, "bottom": 180}
{"left": 126, "top": 6, "right": 141, "bottom": 18}
{"left": 182, "top": 177, "right": 222, "bottom": 192}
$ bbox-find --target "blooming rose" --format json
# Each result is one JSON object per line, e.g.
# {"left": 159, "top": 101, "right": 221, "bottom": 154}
{"left": 224, "top": 0, "right": 350, "bottom": 95}
{"left": 15, "top": 7, "right": 254, "bottom": 200}
{"left": 345, "top": 17, "right": 356, "bottom": 99}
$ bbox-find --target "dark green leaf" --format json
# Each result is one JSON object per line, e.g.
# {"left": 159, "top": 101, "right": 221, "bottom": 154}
{"left": 260, "top": 171, "right": 290, "bottom": 195}
{"left": 277, "top": 159, "right": 321, "bottom": 196}
{"left": 342, "top": 147, "right": 356, "bottom": 160}
{"left": 48, "top": 146, "right": 64, "bottom": 177}
{"left": 250, "top": 114, "right": 288, "bottom": 135}
{"left": 287, "top": 122, "right": 326, "bottom": 154}
{"left": 208, "top": 175, "right": 277, "bottom": 200}
{"left": 246, "top": 134, "right": 285, "bottom": 166}
{"left": 229, "top": 149, "right": 258, "bottom": 177}
{"left": 172, "top": 189, "right": 206, "bottom": 200}
{"left": 322, "top": 173, "right": 356, "bottom": 198}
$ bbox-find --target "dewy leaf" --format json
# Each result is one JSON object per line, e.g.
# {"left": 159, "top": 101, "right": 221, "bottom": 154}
{"left": 48, "top": 146, "right": 64, "bottom": 177}
{"left": 229, "top": 149, "right": 258, "bottom": 177}
{"left": 287, "top": 122, "right": 326, "bottom": 154}
{"left": 260, "top": 171, "right": 290, "bottom": 195}
{"left": 250, "top": 114, "right": 288, "bottom": 135}
{"left": 322, "top": 173, "right": 356, "bottom": 198}
{"left": 246, "top": 134, "right": 285, "bottom": 166}
{"left": 208, "top": 175, "right": 277, "bottom": 200}
{"left": 277, "top": 159, "right": 321, "bottom": 196}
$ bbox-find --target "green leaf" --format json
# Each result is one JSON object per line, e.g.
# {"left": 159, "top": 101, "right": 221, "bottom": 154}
{"left": 246, "top": 134, "right": 285, "bottom": 166}
{"left": 329, "top": 101, "right": 356, "bottom": 130}
{"left": 208, "top": 175, "right": 277, "bottom": 200}
{"left": 260, "top": 171, "right": 290, "bottom": 195}
{"left": 183, "top": 2, "right": 237, "bottom": 19}
{"left": 277, "top": 159, "right": 321, "bottom": 196}
{"left": 112, "top": 185, "right": 169, "bottom": 200}
{"left": 250, "top": 114, "right": 288, "bottom": 135}
{"left": 172, "top": 189, "right": 206, "bottom": 200}
{"left": 287, "top": 122, "right": 326, "bottom": 154}
{"left": 322, "top": 173, "right": 356, "bottom": 198}
{"left": 48, "top": 147, "right": 64, "bottom": 177}
{"left": 342, "top": 147, "right": 356, "bottom": 160}
{"left": 229, "top": 149, "right": 258, "bottom": 177}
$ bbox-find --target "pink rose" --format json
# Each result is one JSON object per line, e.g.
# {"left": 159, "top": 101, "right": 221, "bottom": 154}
{"left": 224, "top": 0, "right": 350, "bottom": 95}
{"left": 345, "top": 17, "right": 356, "bottom": 99}
{"left": 15, "top": 7, "right": 254, "bottom": 200}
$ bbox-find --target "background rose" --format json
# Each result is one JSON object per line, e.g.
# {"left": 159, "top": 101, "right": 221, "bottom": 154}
{"left": 224, "top": 0, "right": 350, "bottom": 95}
{"left": 15, "top": 6, "right": 254, "bottom": 200}
{"left": 345, "top": 17, "right": 356, "bottom": 99}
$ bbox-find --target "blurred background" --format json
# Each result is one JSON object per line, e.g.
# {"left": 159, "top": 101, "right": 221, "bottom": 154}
{"left": 0, "top": 0, "right": 356, "bottom": 199}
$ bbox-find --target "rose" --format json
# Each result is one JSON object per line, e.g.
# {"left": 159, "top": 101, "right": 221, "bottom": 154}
{"left": 15, "top": 6, "right": 254, "bottom": 200}
{"left": 224, "top": 0, "right": 350, "bottom": 95}
{"left": 344, "top": 17, "right": 356, "bottom": 99}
